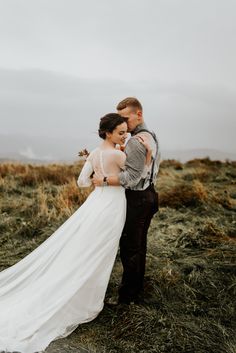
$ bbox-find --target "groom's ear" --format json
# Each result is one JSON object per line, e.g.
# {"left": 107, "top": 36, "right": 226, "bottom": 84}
{"left": 137, "top": 110, "right": 143, "bottom": 119}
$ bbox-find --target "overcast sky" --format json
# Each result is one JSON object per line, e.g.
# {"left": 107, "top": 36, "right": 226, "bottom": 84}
{"left": 0, "top": 0, "right": 235, "bottom": 157}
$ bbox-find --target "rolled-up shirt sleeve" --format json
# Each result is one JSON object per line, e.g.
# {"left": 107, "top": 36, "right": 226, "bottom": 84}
{"left": 118, "top": 137, "right": 146, "bottom": 188}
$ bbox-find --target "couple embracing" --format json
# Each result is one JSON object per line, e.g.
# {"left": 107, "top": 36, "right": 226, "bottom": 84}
{"left": 0, "top": 97, "right": 160, "bottom": 353}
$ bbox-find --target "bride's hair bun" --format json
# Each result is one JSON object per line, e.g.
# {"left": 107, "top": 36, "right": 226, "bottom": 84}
{"left": 98, "top": 113, "right": 128, "bottom": 140}
{"left": 98, "top": 129, "right": 106, "bottom": 139}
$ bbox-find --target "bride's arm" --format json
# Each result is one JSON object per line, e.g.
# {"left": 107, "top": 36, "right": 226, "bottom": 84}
{"left": 77, "top": 160, "right": 94, "bottom": 187}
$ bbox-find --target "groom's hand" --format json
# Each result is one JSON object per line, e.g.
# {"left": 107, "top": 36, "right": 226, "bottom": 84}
{"left": 92, "top": 175, "right": 103, "bottom": 186}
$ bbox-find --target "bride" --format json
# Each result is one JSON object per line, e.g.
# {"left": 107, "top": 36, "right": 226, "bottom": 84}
{"left": 0, "top": 113, "right": 150, "bottom": 353}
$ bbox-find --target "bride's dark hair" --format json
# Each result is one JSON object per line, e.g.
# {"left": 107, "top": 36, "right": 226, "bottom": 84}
{"left": 98, "top": 113, "right": 128, "bottom": 140}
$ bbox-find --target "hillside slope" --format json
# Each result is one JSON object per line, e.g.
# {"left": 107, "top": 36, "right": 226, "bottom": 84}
{"left": 0, "top": 159, "right": 235, "bottom": 353}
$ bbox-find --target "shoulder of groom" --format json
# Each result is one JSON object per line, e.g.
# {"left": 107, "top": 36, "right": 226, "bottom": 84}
{"left": 126, "top": 136, "right": 147, "bottom": 153}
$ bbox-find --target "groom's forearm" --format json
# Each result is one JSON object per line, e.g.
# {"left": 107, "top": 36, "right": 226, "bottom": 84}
{"left": 107, "top": 175, "right": 120, "bottom": 186}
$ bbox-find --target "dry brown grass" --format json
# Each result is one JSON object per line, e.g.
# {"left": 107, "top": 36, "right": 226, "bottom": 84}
{"left": 0, "top": 161, "right": 84, "bottom": 186}
{"left": 159, "top": 180, "right": 208, "bottom": 208}
{"left": 0, "top": 160, "right": 93, "bottom": 241}
{"left": 160, "top": 159, "right": 183, "bottom": 170}
{"left": 0, "top": 158, "right": 235, "bottom": 353}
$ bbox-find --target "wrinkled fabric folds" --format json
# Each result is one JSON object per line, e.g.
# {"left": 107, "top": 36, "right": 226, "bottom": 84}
{"left": 0, "top": 185, "right": 126, "bottom": 353}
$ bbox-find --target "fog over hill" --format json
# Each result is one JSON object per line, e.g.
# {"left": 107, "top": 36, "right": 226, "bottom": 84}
{"left": 0, "top": 69, "right": 235, "bottom": 164}
{"left": 0, "top": 133, "right": 235, "bottom": 164}
{"left": 0, "top": 0, "right": 236, "bottom": 165}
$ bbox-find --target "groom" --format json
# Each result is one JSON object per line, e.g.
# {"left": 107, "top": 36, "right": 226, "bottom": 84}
{"left": 93, "top": 97, "right": 160, "bottom": 305}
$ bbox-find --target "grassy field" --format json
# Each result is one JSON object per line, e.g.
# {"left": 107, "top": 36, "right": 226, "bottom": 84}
{"left": 0, "top": 158, "right": 235, "bottom": 353}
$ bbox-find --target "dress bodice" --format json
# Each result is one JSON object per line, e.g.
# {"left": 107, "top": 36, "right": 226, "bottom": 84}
{"left": 77, "top": 147, "right": 126, "bottom": 187}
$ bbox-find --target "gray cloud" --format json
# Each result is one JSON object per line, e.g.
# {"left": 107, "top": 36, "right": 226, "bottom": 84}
{"left": 0, "top": 0, "right": 235, "bottom": 83}
{"left": 0, "top": 68, "right": 235, "bottom": 154}
{"left": 0, "top": 0, "right": 235, "bottom": 159}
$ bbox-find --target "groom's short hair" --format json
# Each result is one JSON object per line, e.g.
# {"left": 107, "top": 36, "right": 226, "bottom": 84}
{"left": 116, "top": 97, "right": 143, "bottom": 112}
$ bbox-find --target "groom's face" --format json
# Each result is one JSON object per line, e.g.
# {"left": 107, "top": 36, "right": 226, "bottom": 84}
{"left": 117, "top": 106, "right": 142, "bottom": 132}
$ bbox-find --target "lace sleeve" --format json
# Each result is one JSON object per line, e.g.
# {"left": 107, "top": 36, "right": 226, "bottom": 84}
{"left": 77, "top": 159, "right": 93, "bottom": 188}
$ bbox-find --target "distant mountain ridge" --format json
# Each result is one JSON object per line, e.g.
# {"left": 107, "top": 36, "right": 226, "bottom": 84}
{"left": 0, "top": 133, "right": 235, "bottom": 164}
{"left": 160, "top": 148, "right": 236, "bottom": 162}
{"left": 0, "top": 133, "right": 96, "bottom": 164}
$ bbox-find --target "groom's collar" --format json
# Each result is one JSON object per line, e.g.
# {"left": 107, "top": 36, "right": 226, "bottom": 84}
{"left": 131, "top": 122, "right": 148, "bottom": 136}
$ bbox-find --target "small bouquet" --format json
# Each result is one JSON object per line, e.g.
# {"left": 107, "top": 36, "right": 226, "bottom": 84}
{"left": 78, "top": 149, "right": 90, "bottom": 159}
{"left": 116, "top": 144, "right": 126, "bottom": 152}
{"left": 78, "top": 148, "right": 94, "bottom": 178}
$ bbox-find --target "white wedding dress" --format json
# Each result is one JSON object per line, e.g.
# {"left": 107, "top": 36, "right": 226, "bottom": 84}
{"left": 0, "top": 147, "right": 127, "bottom": 353}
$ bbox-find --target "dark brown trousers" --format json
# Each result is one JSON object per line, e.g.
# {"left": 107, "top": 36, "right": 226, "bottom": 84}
{"left": 118, "top": 184, "right": 159, "bottom": 302}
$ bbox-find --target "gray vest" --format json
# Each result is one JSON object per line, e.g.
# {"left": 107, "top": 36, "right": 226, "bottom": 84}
{"left": 133, "top": 128, "right": 161, "bottom": 189}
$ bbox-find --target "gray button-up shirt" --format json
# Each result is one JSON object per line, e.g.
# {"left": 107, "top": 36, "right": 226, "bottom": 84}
{"left": 118, "top": 123, "right": 161, "bottom": 190}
